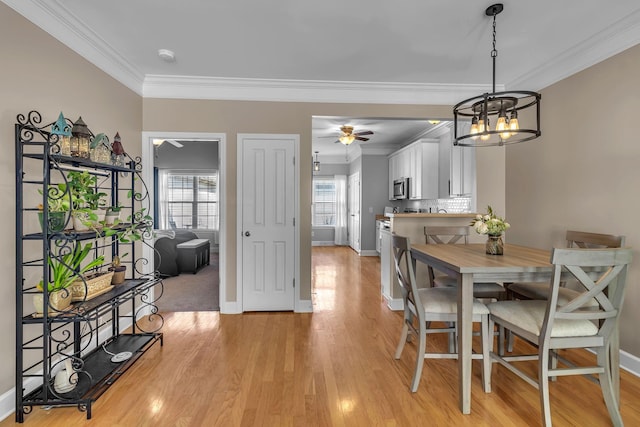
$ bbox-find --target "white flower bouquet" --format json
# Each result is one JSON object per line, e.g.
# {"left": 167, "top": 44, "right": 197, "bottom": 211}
{"left": 471, "top": 205, "right": 510, "bottom": 236}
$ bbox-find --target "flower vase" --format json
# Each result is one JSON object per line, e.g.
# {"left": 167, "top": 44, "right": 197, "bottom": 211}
{"left": 486, "top": 235, "right": 504, "bottom": 255}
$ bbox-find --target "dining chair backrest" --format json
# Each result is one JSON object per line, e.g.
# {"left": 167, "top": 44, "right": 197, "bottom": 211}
{"left": 543, "top": 247, "right": 632, "bottom": 344}
{"left": 566, "top": 230, "right": 625, "bottom": 249}
{"left": 424, "top": 226, "right": 469, "bottom": 245}
{"left": 392, "top": 234, "right": 422, "bottom": 320}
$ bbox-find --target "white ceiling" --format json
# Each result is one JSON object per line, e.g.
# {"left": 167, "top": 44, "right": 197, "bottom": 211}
{"left": 5, "top": 0, "right": 640, "bottom": 159}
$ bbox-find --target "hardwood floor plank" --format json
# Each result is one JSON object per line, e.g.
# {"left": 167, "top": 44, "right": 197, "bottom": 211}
{"left": 4, "top": 245, "right": 640, "bottom": 426}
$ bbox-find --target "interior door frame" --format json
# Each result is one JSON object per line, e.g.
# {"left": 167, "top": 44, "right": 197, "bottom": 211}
{"left": 141, "top": 131, "right": 227, "bottom": 311}
{"left": 236, "top": 133, "right": 301, "bottom": 312}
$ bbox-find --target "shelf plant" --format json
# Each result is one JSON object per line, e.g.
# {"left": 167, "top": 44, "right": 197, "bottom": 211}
{"left": 34, "top": 242, "right": 105, "bottom": 314}
{"left": 66, "top": 170, "right": 107, "bottom": 231}
{"left": 37, "top": 184, "right": 71, "bottom": 232}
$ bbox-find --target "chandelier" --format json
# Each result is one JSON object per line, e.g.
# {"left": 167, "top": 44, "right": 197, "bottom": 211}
{"left": 453, "top": 3, "right": 541, "bottom": 147}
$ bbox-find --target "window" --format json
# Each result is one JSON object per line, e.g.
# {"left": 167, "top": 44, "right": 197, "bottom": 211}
{"left": 165, "top": 172, "right": 218, "bottom": 230}
{"left": 312, "top": 178, "right": 336, "bottom": 226}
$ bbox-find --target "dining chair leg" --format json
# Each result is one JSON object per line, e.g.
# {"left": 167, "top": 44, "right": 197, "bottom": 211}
{"left": 394, "top": 321, "right": 410, "bottom": 360}
{"left": 448, "top": 322, "right": 456, "bottom": 353}
{"left": 597, "top": 345, "right": 623, "bottom": 426}
{"left": 498, "top": 325, "right": 505, "bottom": 356}
{"left": 481, "top": 315, "right": 491, "bottom": 393}
{"left": 539, "top": 347, "right": 552, "bottom": 427}
{"left": 411, "top": 328, "right": 427, "bottom": 392}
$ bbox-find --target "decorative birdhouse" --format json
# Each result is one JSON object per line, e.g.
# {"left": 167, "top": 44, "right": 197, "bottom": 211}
{"left": 90, "top": 133, "right": 112, "bottom": 164}
{"left": 111, "top": 132, "right": 126, "bottom": 167}
{"left": 50, "top": 112, "right": 72, "bottom": 156}
{"left": 70, "top": 116, "right": 91, "bottom": 159}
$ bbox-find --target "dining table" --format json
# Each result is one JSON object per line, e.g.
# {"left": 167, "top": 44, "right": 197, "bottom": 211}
{"left": 409, "top": 242, "right": 616, "bottom": 415}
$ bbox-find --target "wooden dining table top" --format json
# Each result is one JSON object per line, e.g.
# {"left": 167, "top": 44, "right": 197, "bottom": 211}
{"left": 410, "top": 243, "right": 554, "bottom": 279}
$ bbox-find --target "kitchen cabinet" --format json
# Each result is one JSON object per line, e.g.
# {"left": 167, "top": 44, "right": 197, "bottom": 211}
{"left": 450, "top": 144, "right": 475, "bottom": 196}
{"left": 439, "top": 126, "right": 476, "bottom": 197}
{"left": 389, "top": 139, "right": 439, "bottom": 200}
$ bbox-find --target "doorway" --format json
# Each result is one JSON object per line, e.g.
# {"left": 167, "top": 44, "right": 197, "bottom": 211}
{"left": 141, "top": 132, "right": 226, "bottom": 312}
{"left": 237, "top": 134, "right": 300, "bottom": 311}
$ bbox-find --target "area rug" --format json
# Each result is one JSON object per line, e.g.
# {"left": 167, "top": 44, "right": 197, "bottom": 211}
{"left": 156, "top": 253, "right": 219, "bottom": 312}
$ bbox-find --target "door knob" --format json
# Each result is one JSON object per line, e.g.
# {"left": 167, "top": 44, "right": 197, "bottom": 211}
{"left": 245, "top": 231, "right": 251, "bottom": 237}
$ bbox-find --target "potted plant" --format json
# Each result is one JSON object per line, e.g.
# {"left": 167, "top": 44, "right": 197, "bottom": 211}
{"left": 104, "top": 205, "right": 122, "bottom": 226}
{"left": 470, "top": 205, "right": 510, "bottom": 255}
{"left": 34, "top": 242, "right": 105, "bottom": 315}
{"left": 109, "top": 253, "right": 128, "bottom": 285}
{"left": 66, "top": 170, "right": 107, "bottom": 231}
{"left": 37, "top": 184, "right": 70, "bottom": 233}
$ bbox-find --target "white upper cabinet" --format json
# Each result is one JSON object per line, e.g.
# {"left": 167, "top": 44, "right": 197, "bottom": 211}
{"left": 389, "top": 139, "right": 439, "bottom": 200}
{"left": 438, "top": 124, "right": 476, "bottom": 197}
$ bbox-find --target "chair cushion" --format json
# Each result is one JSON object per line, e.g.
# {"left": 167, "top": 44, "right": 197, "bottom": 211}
{"left": 488, "top": 300, "right": 599, "bottom": 338}
{"left": 507, "top": 282, "right": 598, "bottom": 307}
{"left": 434, "top": 275, "right": 506, "bottom": 295}
{"left": 416, "top": 287, "right": 489, "bottom": 315}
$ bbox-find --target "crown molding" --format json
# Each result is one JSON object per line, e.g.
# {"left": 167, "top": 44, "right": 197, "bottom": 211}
{"left": 2, "top": 0, "right": 144, "bottom": 94}
{"left": 509, "top": 9, "right": 640, "bottom": 91}
{"left": 6, "top": 0, "right": 639, "bottom": 102}
{"left": 143, "top": 75, "right": 496, "bottom": 105}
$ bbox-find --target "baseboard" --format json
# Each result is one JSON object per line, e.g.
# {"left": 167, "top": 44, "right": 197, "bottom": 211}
{"left": 312, "top": 241, "right": 335, "bottom": 246}
{"left": 0, "top": 314, "right": 136, "bottom": 422}
{"left": 619, "top": 349, "right": 640, "bottom": 378}
{"left": 384, "top": 296, "right": 404, "bottom": 311}
{"left": 220, "top": 300, "right": 241, "bottom": 314}
{"left": 295, "top": 299, "right": 313, "bottom": 313}
{"left": 359, "top": 250, "right": 379, "bottom": 256}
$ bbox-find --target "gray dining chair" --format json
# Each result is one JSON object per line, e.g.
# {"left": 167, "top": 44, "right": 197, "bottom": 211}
{"left": 506, "top": 230, "right": 625, "bottom": 303}
{"left": 505, "top": 231, "right": 625, "bottom": 352}
{"left": 392, "top": 234, "right": 492, "bottom": 393}
{"left": 424, "top": 226, "right": 507, "bottom": 301}
{"left": 487, "top": 247, "right": 632, "bottom": 427}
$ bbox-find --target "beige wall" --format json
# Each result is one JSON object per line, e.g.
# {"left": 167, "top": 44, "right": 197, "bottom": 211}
{"left": 1, "top": 4, "right": 142, "bottom": 394}
{"left": 506, "top": 43, "right": 640, "bottom": 355}
{"left": 143, "top": 100, "right": 504, "bottom": 303}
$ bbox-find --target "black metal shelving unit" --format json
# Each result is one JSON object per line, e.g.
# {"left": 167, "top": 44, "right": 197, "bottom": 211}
{"left": 15, "top": 111, "right": 164, "bottom": 422}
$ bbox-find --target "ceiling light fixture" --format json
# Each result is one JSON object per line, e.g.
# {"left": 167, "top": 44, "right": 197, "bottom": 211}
{"left": 313, "top": 151, "right": 320, "bottom": 171}
{"left": 158, "top": 49, "right": 176, "bottom": 63}
{"left": 338, "top": 134, "right": 355, "bottom": 145}
{"left": 453, "top": 3, "right": 541, "bottom": 147}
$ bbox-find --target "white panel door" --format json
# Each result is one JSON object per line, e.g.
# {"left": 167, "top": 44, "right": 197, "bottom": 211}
{"left": 241, "top": 136, "right": 296, "bottom": 311}
{"left": 348, "top": 172, "right": 360, "bottom": 252}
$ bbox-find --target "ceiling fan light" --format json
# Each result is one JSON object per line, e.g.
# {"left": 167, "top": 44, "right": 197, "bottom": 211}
{"left": 339, "top": 134, "right": 355, "bottom": 145}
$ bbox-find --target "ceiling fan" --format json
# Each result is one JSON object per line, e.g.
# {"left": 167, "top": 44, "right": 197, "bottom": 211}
{"left": 334, "top": 125, "right": 374, "bottom": 145}
{"left": 152, "top": 139, "right": 184, "bottom": 148}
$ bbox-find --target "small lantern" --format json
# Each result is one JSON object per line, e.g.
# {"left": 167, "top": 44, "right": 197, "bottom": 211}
{"left": 90, "top": 133, "right": 112, "bottom": 164}
{"left": 71, "top": 116, "right": 91, "bottom": 159}
{"left": 50, "top": 112, "right": 72, "bottom": 156}
{"left": 111, "top": 132, "right": 126, "bottom": 167}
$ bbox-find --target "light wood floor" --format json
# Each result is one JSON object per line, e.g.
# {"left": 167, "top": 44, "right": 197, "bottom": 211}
{"left": 5, "top": 246, "right": 640, "bottom": 426}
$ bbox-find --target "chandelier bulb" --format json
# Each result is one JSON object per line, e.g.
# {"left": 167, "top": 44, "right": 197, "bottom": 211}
{"left": 469, "top": 116, "right": 479, "bottom": 140}
{"left": 509, "top": 110, "right": 520, "bottom": 132}
{"left": 496, "top": 109, "right": 511, "bottom": 139}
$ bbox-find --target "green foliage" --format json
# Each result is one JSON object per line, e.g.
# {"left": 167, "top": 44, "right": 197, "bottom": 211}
{"left": 40, "top": 242, "right": 104, "bottom": 292}
{"left": 38, "top": 184, "right": 71, "bottom": 212}
{"left": 66, "top": 170, "right": 107, "bottom": 210}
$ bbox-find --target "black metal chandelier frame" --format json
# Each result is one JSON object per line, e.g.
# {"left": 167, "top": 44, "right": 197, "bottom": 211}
{"left": 453, "top": 3, "right": 541, "bottom": 147}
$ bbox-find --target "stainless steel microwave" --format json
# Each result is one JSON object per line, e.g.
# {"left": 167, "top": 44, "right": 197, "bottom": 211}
{"left": 393, "top": 178, "right": 408, "bottom": 199}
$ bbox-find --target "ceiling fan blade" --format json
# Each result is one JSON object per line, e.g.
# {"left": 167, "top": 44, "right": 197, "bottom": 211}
{"left": 165, "top": 139, "right": 184, "bottom": 148}
{"left": 355, "top": 136, "right": 370, "bottom": 142}
{"left": 354, "top": 130, "right": 374, "bottom": 136}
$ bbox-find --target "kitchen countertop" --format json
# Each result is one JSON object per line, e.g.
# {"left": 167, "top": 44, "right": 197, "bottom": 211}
{"left": 388, "top": 213, "right": 477, "bottom": 218}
